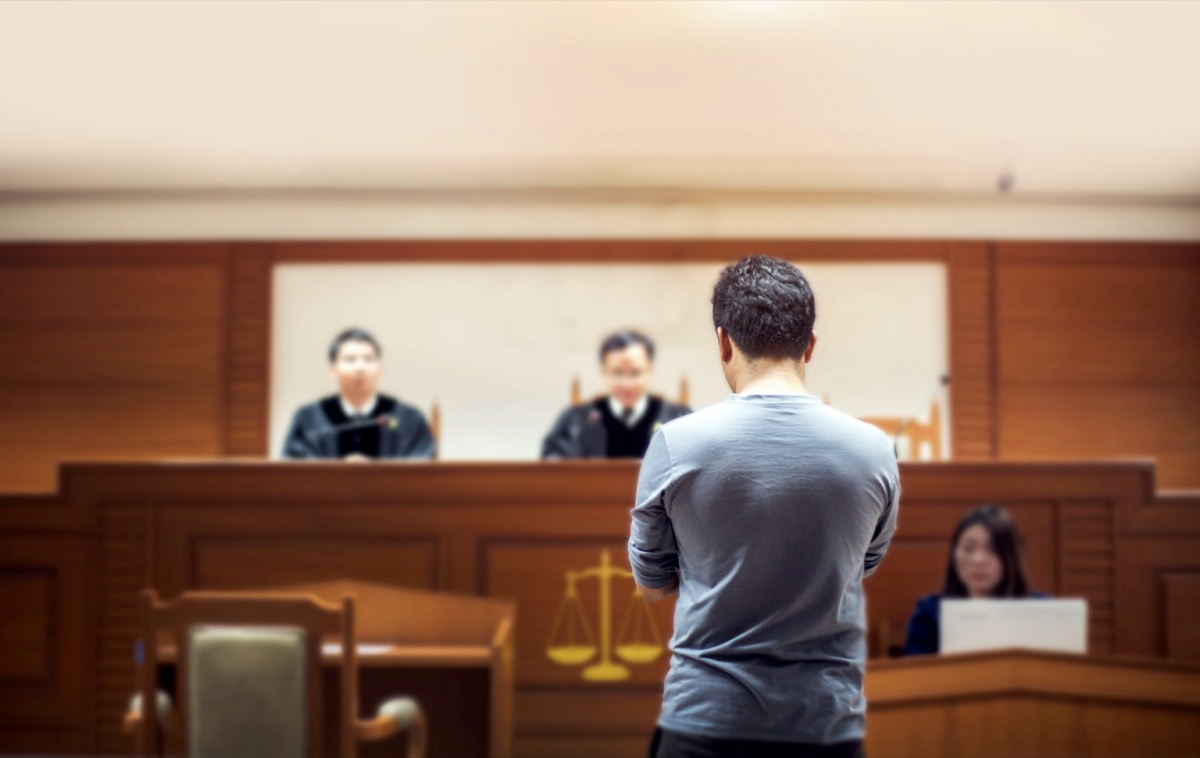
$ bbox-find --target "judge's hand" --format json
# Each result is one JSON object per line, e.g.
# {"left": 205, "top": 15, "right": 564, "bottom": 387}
{"left": 343, "top": 453, "right": 373, "bottom": 463}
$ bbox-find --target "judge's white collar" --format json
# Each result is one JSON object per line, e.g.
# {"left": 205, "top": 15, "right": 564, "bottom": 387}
{"left": 608, "top": 395, "right": 649, "bottom": 427}
{"left": 341, "top": 394, "right": 378, "bottom": 418}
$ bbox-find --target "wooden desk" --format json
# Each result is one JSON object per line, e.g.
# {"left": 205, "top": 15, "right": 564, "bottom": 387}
{"left": 867, "top": 650, "right": 1200, "bottom": 757}
{"left": 153, "top": 642, "right": 503, "bottom": 758}
{"left": 0, "top": 460, "right": 1196, "bottom": 756}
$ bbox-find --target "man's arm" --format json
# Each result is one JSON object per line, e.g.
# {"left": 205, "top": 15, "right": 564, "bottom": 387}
{"left": 864, "top": 468, "right": 900, "bottom": 578}
{"left": 628, "top": 432, "right": 680, "bottom": 602}
{"left": 636, "top": 574, "right": 679, "bottom": 602}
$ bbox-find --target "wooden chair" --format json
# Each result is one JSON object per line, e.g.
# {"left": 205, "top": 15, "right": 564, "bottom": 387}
{"left": 570, "top": 375, "right": 690, "bottom": 407}
{"left": 860, "top": 397, "right": 943, "bottom": 461}
{"left": 124, "top": 589, "right": 425, "bottom": 758}
{"left": 429, "top": 400, "right": 440, "bottom": 461}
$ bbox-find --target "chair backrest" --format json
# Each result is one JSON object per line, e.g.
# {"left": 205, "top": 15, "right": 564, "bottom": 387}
{"left": 136, "top": 589, "right": 357, "bottom": 758}
{"left": 860, "top": 397, "right": 943, "bottom": 461}
{"left": 429, "top": 400, "right": 440, "bottom": 461}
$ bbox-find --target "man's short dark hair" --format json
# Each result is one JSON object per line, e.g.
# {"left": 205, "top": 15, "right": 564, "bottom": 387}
{"left": 712, "top": 256, "right": 816, "bottom": 361}
{"left": 328, "top": 327, "right": 382, "bottom": 363}
{"left": 599, "top": 330, "right": 656, "bottom": 363}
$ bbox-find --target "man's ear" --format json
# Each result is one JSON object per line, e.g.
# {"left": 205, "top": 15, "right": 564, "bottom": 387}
{"left": 804, "top": 332, "right": 818, "bottom": 364}
{"left": 716, "top": 327, "right": 734, "bottom": 364}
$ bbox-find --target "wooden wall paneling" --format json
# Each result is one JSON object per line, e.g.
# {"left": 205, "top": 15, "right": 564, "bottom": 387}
{"left": 153, "top": 504, "right": 443, "bottom": 597}
{"left": 0, "top": 459, "right": 1180, "bottom": 756}
{"left": 482, "top": 539, "right": 675, "bottom": 689}
{"left": 94, "top": 502, "right": 152, "bottom": 755}
{"left": 223, "top": 244, "right": 273, "bottom": 456}
{"left": 993, "top": 242, "right": 1200, "bottom": 489}
{"left": 1113, "top": 488, "right": 1200, "bottom": 660}
{"left": 0, "top": 729, "right": 92, "bottom": 754}
{"left": 515, "top": 735, "right": 655, "bottom": 758}
{"left": 1057, "top": 501, "right": 1117, "bottom": 654}
{"left": 946, "top": 242, "right": 997, "bottom": 460}
{"left": 190, "top": 536, "right": 440, "bottom": 591}
{"left": 1161, "top": 572, "right": 1200, "bottom": 661}
{"left": 515, "top": 692, "right": 665, "bottom": 758}
{"left": 440, "top": 532, "right": 481, "bottom": 595}
{"left": 0, "top": 569, "right": 55, "bottom": 682}
{"left": 0, "top": 535, "right": 92, "bottom": 731}
{"left": 0, "top": 244, "right": 231, "bottom": 493}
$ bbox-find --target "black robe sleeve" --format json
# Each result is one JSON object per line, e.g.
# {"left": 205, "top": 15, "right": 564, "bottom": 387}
{"left": 541, "top": 406, "right": 586, "bottom": 459}
{"left": 282, "top": 405, "right": 322, "bottom": 459}
{"left": 541, "top": 403, "right": 610, "bottom": 459}
{"left": 396, "top": 406, "right": 436, "bottom": 460}
{"left": 656, "top": 400, "right": 693, "bottom": 425}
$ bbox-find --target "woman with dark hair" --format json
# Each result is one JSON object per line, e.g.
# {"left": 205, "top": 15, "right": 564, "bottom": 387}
{"left": 902, "top": 504, "right": 1047, "bottom": 655}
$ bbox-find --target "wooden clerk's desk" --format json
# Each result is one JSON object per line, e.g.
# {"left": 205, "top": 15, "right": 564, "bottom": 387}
{"left": 867, "top": 650, "right": 1200, "bottom": 757}
{"left": 0, "top": 460, "right": 1197, "bottom": 756}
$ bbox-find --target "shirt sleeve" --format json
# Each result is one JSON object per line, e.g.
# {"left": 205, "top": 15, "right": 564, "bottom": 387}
{"left": 863, "top": 464, "right": 900, "bottom": 578}
{"left": 628, "top": 431, "right": 680, "bottom": 589}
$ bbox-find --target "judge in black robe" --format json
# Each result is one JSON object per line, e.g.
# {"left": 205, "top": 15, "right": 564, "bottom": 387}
{"left": 541, "top": 330, "right": 692, "bottom": 459}
{"left": 541, "top": 395, "right": 691, "bottom": 459}
{"left": 281, "top": 327, "right": 435, "bottom": 460}
{"left": 282, "top": 393, "right": 435, "bottom": 460}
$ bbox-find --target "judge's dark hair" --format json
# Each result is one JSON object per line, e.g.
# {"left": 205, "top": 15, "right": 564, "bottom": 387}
{"left": 942, "top": 504, "right": 1031, "bottom": 598}
{"left": 328, "top": 328, "right": 382, "bottom": 363}
{"left": 711, "top": 255, "right": 816, "bottom": 360}
{"left": 598, "top": 330, "right": 655, "bottom": 362}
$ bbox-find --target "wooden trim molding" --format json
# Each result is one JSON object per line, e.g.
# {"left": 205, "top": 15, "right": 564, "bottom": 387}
{"left": 266, "top": 239, "right": 955, "bottom": 264}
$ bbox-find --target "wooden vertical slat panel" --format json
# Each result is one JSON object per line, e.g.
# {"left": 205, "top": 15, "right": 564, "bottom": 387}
{"left": 993, "top": 242, "right": 1200, "bottom": 489}
{"left": 946, "top": 243, "right": 996, "bottom": 459}
{"left": 1059, "top": 501, "right": 1117, "bottom": 654}
{"left": 94, "top": 503, "right": 151, "bottom": 755}
{"left": 222, "top": 244, "right": 273, "bottom": 456}
{"left": 0, "top": 244, "right": 229, "bottom": 493}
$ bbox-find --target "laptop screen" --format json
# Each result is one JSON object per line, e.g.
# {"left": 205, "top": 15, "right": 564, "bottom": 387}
{"left": 940, "top": 598, "right": 1088, "bottom": 655}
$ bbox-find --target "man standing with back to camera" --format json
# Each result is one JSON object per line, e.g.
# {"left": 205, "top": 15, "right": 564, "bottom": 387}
{"left": 629, "top": 256, "right": 899, "bottom": 758}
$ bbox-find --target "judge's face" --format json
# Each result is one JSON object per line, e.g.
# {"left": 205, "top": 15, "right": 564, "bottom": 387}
{"left": 601, "top": 344, "right": 653, "bottom": 410}
{"left": 331, "top": 340, "right": 381, "bottom": 400}
{"left": 954, "top": 524, "right": 1004, "bottom": 598}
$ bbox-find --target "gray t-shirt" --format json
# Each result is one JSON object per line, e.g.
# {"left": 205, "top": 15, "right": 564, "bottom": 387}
{"left": 628, "top": 393, "right": 899, "bottom": 744}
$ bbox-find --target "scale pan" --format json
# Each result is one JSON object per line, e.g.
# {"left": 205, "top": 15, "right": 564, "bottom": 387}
{"left": 547, "top": 645, "right": 598, "bottom": 665}
{"left": 615, "top": 643, "right": 663, "bottom": 664}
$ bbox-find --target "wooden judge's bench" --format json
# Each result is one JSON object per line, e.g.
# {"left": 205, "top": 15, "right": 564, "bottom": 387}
{"left": 1, "top": 460, "right": 1198, "bottom": 756}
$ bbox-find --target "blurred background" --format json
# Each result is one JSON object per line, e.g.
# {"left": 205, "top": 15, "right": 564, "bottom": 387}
{"left": 0, "top": 2, "right": 1197, "bottom": 757}
{"left": 2, "top": 0, "right": 1196, "bottom": 487}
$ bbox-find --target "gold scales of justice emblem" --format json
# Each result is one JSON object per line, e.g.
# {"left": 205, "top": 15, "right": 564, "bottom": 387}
{"left": 545, "top": 550, "right": 666, "bottom": 682}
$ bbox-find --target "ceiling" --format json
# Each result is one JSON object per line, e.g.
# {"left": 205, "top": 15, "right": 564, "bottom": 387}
{"left": 1, "top": 1, "right": 1198, "bottom": 200}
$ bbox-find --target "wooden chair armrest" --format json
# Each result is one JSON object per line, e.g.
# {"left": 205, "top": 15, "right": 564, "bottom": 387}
{"left": 124, "top": 691, "right": 174, "bottom": 735}
{"left": 356, "top": 697, "right": 426, "bottom": 758}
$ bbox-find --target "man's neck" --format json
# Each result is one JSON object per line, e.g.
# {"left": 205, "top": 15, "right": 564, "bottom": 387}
{"left": 734, "top": 362, "right": 808, "bottom": 395}
{"left": 609, "top": 395, "right": 649, "bottom": 424}
{"left": 341, "top": 392, "right": 376, "bottom": 415}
